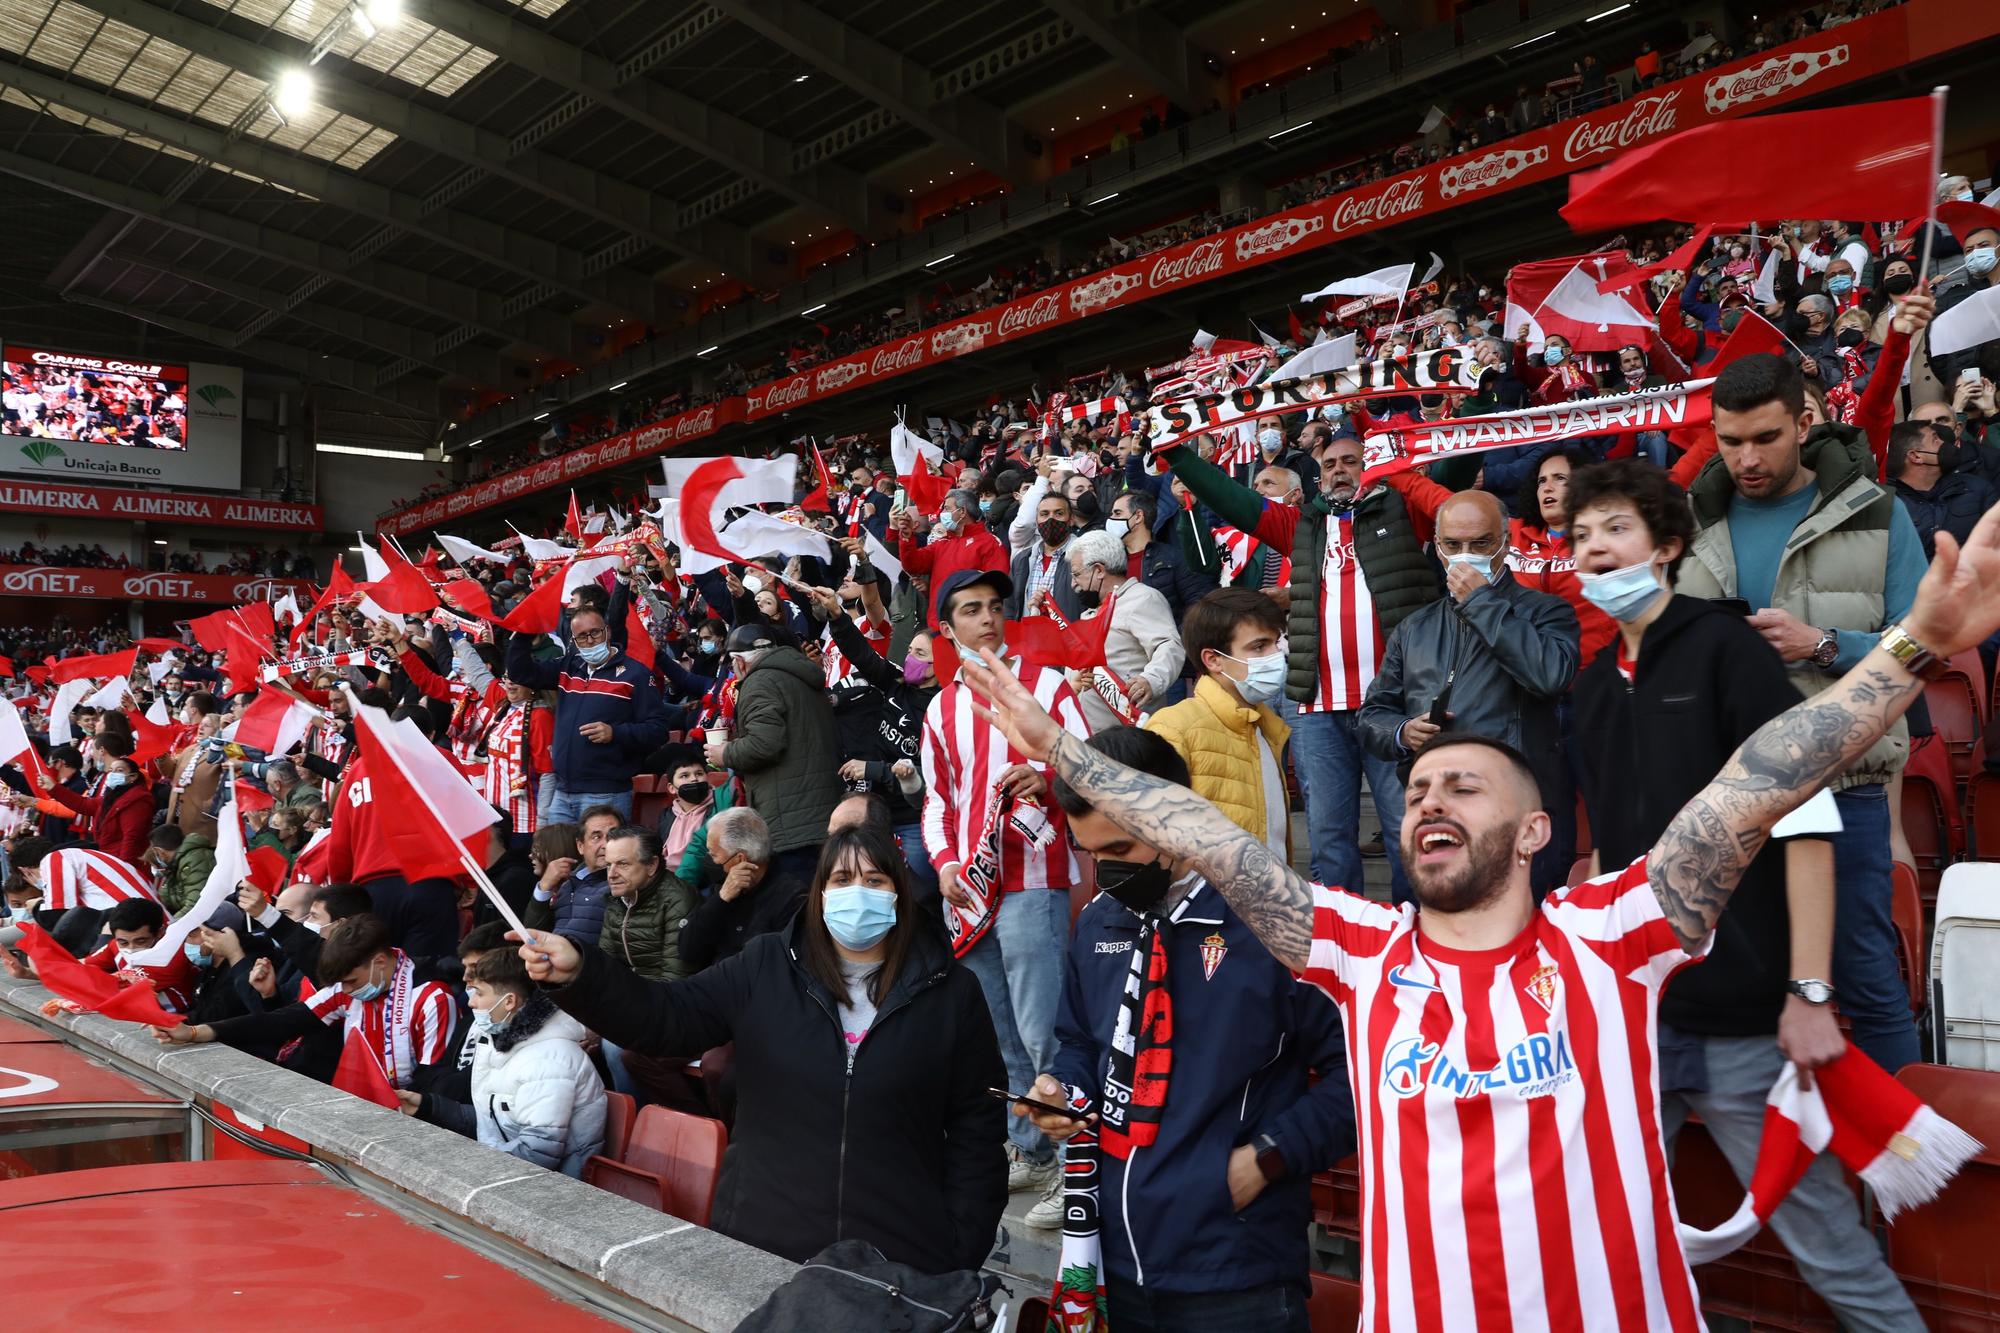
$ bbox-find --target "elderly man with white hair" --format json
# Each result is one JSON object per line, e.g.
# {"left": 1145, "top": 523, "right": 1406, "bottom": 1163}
{"left": 676, "top": 806, "right": 809, "bottom": 972}
{"left": 1066, "top": 527, "right": 1186, "bottom": 728}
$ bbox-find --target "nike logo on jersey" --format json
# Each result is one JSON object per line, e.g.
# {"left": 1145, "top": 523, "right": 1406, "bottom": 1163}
{"left": 1387, "top": 964, "right": 1440, "bottom": 991}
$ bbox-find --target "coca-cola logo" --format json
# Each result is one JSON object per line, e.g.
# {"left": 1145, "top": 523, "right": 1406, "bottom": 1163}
{"left": 672, "top": 407, "right": 717, "bottom": 441}
{"left": 230, "top": 577, "right": 288, "bottom": 600}
{"left": 997, "top": 293, "right": 1062, "bottom": 337}
{"left": 1438, "top": 145, "right": 1550, "bottom": 199}
{"left": 1233, "top": 216, "right": 1323, "bottom": 263}
{"left": 2, "top": 568, "right": 82, "bottom": 594}
{"left": 1562, "top": 91, "right": 1680, "bottom": 163}
{"left": 1069, "top": 271, "right": 1144, "bottom": 314}
{"left": 814, "top": 361, "right": 868, "bottom": 394}
{"left": 1148, "top": 238, "right": 1227, "bottom": 290}
{"left": 763, "top": 376, "right": 813, "bottom": 413}
{"left": 932, "top": 321, "right": 991, "bottom": 356}
{"left": 1704, "top": 46, "right": 1847, "bottom": 113}
{"left": 869, "top": 338, "right": 925, "bottom": 377}
{"left": 1331, "top": 176, "right": 1428, "bottom": 233}
{"left": 126, "top": 574, "right": 195, "bottom": 599}
{"left": 599, "top": 434, "right": 635, "bottom": 464}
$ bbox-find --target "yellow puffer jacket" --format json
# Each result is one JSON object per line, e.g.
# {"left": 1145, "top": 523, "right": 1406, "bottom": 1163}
{"left": 1144, "top": 675, "right": 1291, "bottom": 854}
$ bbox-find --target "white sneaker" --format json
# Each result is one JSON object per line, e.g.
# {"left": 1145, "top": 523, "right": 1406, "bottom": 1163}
{"left": 1022, "top": 1176, "right": 1065, "bottom": 1229}
{"left": 1008, "top": 1151, "right": 1059, "bottom": 1193}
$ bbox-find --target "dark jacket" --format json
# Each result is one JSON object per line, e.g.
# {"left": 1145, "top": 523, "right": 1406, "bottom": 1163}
{"left": 825, "top": 612, "right": 934, "bottom": 826}
{"left": 1006, "top": 543, "right": 1083, "bottom": 622}
{"left": 1134, "top": 536, "right": 1217, "bottom": 621}
{"left": 527, "top": 866, "right": 611, "bottom": 946}
{"left": 1358, "top": 570, "right": 1580, "bottom": 780}
{"left": 677, "top": 863, "right": 810, "bottom": 973}
{"left": 1572, "top": 595, "right": 1806, "bottom": 1035}
{"left": 549, "top": 917, "right": 1007, "bottom": 1274}
{"left": 1895, "top": 471, "right": 1998, "bottom": 561}
{"left": 1050, "top": 882, "right": 1354, "bottom": 1294}
{"left": 504, "top": 635, "right": 671, "bottom": 792}
{"left": 723, "top": 645, "right": 843, "bottom": 854}
{"left": 599, "top": 865, "right": 700, "bottom": 981}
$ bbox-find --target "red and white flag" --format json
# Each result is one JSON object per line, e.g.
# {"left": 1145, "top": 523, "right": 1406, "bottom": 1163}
{"left": 1505, "top": 253, "right": 1655, "bottom": 352}
{"left": 127, "top": 784, "right": 250, "bottom": 968}
{"left": 227, "top": 689, "right": 317, "bottom": 758}
{"left": 349, "top": 693, "right": 496, "bottom": 884}
{"left": 656, "top": 456, "right": 829, "bottom": 571}
{"left": 0, "top": 695, "right": 51, "bottom": 787}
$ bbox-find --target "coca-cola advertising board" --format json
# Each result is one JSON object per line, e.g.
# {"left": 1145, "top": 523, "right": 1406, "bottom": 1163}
{"left": 0, "top": 566, "right": 313, "bottom": 605}
{"left": 0, "top": 480, "right": 322, "bottom": 530}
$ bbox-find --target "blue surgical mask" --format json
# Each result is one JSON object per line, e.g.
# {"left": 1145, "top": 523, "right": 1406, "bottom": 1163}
{"left": 577, "top": 641, "right": 611, "bottom": 666}
{"left": 1577, "top": 559, "right": 1665, "bottom": 621}
{"left": 350, "top": 962, "right": 387, "bottom": 1003}
{"left": 101, "top": 772, "right": 128, "bottom": 791}
{"left": 1826, "top": 274, "right": 1854, "bottom": 297}
{"left": 1219, "top": 642, "right": 1288, "bottom": 705}
{"left": 979, "top": 497, "right": 995, "bottom": 515}
{"left": 1967, "top": 246, "right": 1998, "bottom": 277}
{"left": 1542, "top": 347, "right": 1567, "bottom": 367}
{"left": 184, "top": 943, "right": 212, "bottom": 968}
{"left": 469, "top": 999, "right": 514, "bottom": 1037}
{"left": 1258, "top": 428, "right": 1283, "bottom": 454}
{"left": 1446, "top": 551, "right": 1500, "bottom": 582}
{"left": 699, "top": 638, "right": 720, "bottom": 656}
{"left": 1957, "top": 190, "right": 1977, "bottom": 203}
{"left": 822, "top": 883, "right": 898, "bottom": 950}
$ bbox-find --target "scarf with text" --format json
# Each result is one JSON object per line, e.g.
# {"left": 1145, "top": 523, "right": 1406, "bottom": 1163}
{"left": 1098, "top": 909, "right": 1174, "bottom": 1160}
{"left": 1143, "top": 349, "right": 1482, "bottom": 452}
{"left": 1046, "top": 1084, "right": 1111, "bottom": 1333}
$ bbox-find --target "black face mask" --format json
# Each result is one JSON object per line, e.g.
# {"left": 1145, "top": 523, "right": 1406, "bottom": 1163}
{"left": 1075, "top": 585, "right": 1103, "bottom": 611}
{"left": 1038, "top": 519, "right": 1070, "bottom": 549}
{"left": 1095, "top": 857, "right": 1172, "bottom": 912}
{"left": 1935, "top": 438, "right": 1963, "bottom": 472}
{"left": 675, "top": 780, "right": 711, "bottom": 805}
{"left": 1836, "top": 328, "right": 1866, "bottom": 349}
{"left": 1882, "top": 271, "right": 1917, "bottom": 297}
{"left": 1074, "top": 493, "right": 1102, "bottom": 522}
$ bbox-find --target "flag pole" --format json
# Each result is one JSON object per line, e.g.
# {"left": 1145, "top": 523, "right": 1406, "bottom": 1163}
{"left": 1919, "top": 86, "right": 1949, "bottom": 285}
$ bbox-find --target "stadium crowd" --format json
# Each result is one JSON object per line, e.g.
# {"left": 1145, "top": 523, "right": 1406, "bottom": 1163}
{"left": 4, "top": 109, "right": 2000, "bottom": 1324}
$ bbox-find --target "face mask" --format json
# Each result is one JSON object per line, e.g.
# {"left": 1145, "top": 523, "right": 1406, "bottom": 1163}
{"left": 1446, "top": 551, "right": 1500, "bottom": 582}
{"left": 1837, "top": 328, "right": 1866, "bottom": 348}
{"left": 1542, "top": 347, "right": 1567, "bottom": 367}
{"left": 1219, "top": 644, "right": 1288, "bottom": 705}
{"left": 979, "top": 498, "right": 995, "bottom": 515}
{"left": 1730, "top": 246, "right": 1746, "bottom": 259}
{"left": 1320, "top": 404, "right": 1344, "bottom": 423}
{"left": 1936, "top": 439, "right": 1964, "bottom": 472}
{"left": 1103, "top": 517, "right": 1129, "bottom": 544}
{"left": 901, "top": 655, "right": 930, "bottom": 685}
{"left": 936, "top": 509, "right": 961, "bottom": 532}
{"left": 1257, "top": 428, "right": 1283, "bottom": 454}
{"left": 1440, "top": 333, "right": 1458, "bottom": 347}
{"left": 1095, "top": 857, "right": 1173, "bottom": 913}
{"left": 1826, "top": 274, "right": 1854, "bottom": 297}
{"left": 822, "top": 884, "right": 898, "bottom": 950}
{"left": 1623, "top": 365, "right": 1647, "bottom": 386}
{"left": 1578, "top": 559, "right": 1665, "bottom": 621}
{"left": 1967, "top": 247, "right": 1998, "bottom": 277}
{"left": 1038, "top": 519, "right": 1070, "bottom": 549}
{"left": 1075, "top": 580, "right": 1104, "bottom": 611}
{"left": 185, "top": 943, "right": 212, "bottom": 968}
{"left": 577, "top": 641, "right": 611, "bottom": 666}
{"left": 1957, "top": 190, "right": 1977, "bottom": 203}
{"left": 102, "top": 772, "right": 128, "bottom": 791}
{"left": 1073, "top": 493, "right": 1101, "bottom": 522}
{"left": 1882, "top": 271, "right": 1917, "bottom": 296}
{"left": 350, "top": 962, "right": 387, "bottom": 1003}
{"left": 699, "top": 639, "right": 720, "bottom": 656}
{"left": 470, "top": 1000, "right": 514, "bottom": 1037}
{"left": 676, "top": 780, "right": 711, "bottom": 805}
{"left": 301, "top": 918, "right": 324, "bottom": 935}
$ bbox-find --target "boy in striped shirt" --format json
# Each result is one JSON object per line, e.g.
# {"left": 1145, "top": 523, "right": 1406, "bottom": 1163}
{"left": 958, "top": 494, "right": 2000, "bottom": 1330}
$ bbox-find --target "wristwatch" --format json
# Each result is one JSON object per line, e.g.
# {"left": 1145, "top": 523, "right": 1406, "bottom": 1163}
{"left": 1252, "top": 1133, "right": 1289, "bottom": 1184}
{"left": 1808, "top": 628, "right": 1839, "bottom": 669}
{"left": 1878, "top": 623, "right": 1950, "bottom": 681}
{"left": 1787, "top": 978, "right": 1837, "bottom": 1005}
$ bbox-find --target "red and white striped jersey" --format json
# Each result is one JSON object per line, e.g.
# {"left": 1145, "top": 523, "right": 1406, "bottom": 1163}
{"left": 822, "top": 611, "right": 892, "bottom": 686}
{"left": 1301, "top": 515, "right": 1383, "bottom": 713}
{"left": 1215, "top": 524, "right": 1292, "bottom": 589}
{"left": 1301, "top": 855, "right": 1709, "bottom": 1332}
{"left": 83, "top": 940, "right": 197, "bottom": 1015}
{"left": 481, "top": 702, "right": 538, "bottom": 835}
{"left": 37, "top": 847, "right": 159, "bottom": 912}
{"left": 305, "top": 948, "right": 456, "bottom": 1091}
{"left": 920, "top": 661, "right": 1092, "bottom": 893}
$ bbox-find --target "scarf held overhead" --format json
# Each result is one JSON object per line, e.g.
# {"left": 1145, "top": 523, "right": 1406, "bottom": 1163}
{"left": 1142, "top": 348, "right": 1482, "bottom": 451}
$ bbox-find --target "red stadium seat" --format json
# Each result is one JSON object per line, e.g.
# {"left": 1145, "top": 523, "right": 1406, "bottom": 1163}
{"left": 1885, "top": 1064, "right": 2000, "bottom": 1328}
{"left": 1969, "top": 772, "right": 2000, "bottom": 862}
{"left": 1308, "top": 1269, "right": 1362, "bottom": 1331}
{"left": 1891, "top": 861, "right": 1926, "bottom": 1017}
{"left": 1952, "top": 650, "right": 1989, "bottom": 723}
{"left": 1672, "top": 1116, "right": 1837, "bottom": 1329}
{"left": 631, "top": 775, "right": 671, "bottom": 828}
{"left": 582, "top": 1105, "right": 726, "bottom": 1225}
{"left": 1904, "top": 736, "right": 1962, "bottom": 898}
{"left": 1926, "top": 671, "right": 1983, "bottom": 786}
{"left": 600, "top": 1091, "right": 636, "bottom": 1162}
{"left": 1310, "top": 1154, "right": 1362, "bottom": 1240}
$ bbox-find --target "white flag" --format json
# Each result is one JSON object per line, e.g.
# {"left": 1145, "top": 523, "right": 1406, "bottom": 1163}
{"left": 862, "top": 527, "right": 904, "bottom": 584}
{"left": 47, "top": 677, "right": 92, "bottom": 747}
{"left": 128, "top": 784, "right": 248, "bottom": 967}
{"left": 437, "top": 533, "right": 509, "bottom": 565}
{"left": 891, "top": 420, "right": 944, "bottom": 476}
{"left": 1751, "top": 245, "right": 1782, "bottom": 306}
{"left": 1302, "top": 261, "right": 1415, "bottom": 302}
{"left": 1930, "top": 284, "right": 2000, "bottom": 357}
{"left": 1274, "top": 333, "right": 1359, "bottom": 382}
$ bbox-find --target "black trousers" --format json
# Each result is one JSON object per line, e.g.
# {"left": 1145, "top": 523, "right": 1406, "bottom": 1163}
{"left": 362, "top": 874, "right": 461, "bottom": 964}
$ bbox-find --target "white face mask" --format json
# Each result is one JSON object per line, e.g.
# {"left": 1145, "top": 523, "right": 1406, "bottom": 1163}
{"left": 1104, "top": 517, "right": 1130, "bottom": 543}
{"left": 1446, "top": 551, "right": 1501, "bottom": 582}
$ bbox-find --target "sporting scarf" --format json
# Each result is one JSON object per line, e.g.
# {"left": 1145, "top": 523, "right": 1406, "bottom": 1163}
{"left": 1142, "top": 348, "right": 1482, "bottom": 451}
{"left": 1046, "top": 1083, "right": 1111, "bottom": 1333}
{"left": 259, "top": 648, "right": 376, "bottom": 682}
{"left": 1097, "top": 909, "right": 1173, "bottom": 1159}
{"left": 945, "top": 786, "right": 1054, "bottom": 959}
{"left": 1825, "top": 344, "right": 1870, "bottom": 425}
{"left": 1678, "top": 1045, "right": 1979, "bottom": 1264}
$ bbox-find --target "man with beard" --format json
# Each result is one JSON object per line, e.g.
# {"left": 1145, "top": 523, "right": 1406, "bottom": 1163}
{"left": 955, "top": 492, "right": 2000, "bottom": 1330}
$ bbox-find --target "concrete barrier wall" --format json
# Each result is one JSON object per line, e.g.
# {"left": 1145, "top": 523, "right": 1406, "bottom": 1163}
{"left": 0, "top": 974, "right": 796, "bottom": 1330}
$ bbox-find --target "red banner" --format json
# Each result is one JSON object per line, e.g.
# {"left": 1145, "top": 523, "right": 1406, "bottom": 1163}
{"left": 0, "top": 566, "right": 313, "bottom": 605}
{"left": 381, "top": 398, "right": 745, "bottom": 537}
{"left": 383, "top": 0, "right": 1984, "bottom": 537}
{"left": 0, "top": 480, "right": 323, "bottom": 530}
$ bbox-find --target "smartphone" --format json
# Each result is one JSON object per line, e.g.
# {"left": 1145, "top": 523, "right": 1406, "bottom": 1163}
{"left": 1963, "top": 368, "right": 1984, "bottom": 385}
{"left": 1427, "top": 670, "right": 1455, "bottom": 728}
{"left": 988, "top": 1087, "right": 1088, "bottom": 1121}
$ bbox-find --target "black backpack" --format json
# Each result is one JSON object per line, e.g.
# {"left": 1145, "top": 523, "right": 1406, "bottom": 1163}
{"left": 735, "top": 1240, "right": 1009, "bottom": 1333}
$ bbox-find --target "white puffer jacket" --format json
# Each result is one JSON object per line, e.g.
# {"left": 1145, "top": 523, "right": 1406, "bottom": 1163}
{"left": 470, "top": 994, "right": 608, "bottom": 1177}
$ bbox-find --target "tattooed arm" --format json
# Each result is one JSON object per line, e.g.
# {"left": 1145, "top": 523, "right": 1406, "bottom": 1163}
{"left": 1044, "top": 731, "right": 1316, "bottom": 970}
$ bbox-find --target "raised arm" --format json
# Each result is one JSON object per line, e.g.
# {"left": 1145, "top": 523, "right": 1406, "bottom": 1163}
{"left": 1648, "top": 505, "right": 2000, "bottom": 949}
{"left": 959, "top": 649, "right": 1315, "bottom": 970}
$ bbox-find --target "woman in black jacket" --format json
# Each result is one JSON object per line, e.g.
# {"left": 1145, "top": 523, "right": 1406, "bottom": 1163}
{"left": 519, "top": 824, "right": 1007, "bottom": 1274}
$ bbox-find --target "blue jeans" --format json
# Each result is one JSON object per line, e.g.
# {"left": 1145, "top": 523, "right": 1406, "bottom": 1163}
{"left": 1105, "top": 1276, "right": 1308, "bottom": 1333}
{"left": 1830, "top": 786, "right": 1920, "bottom": 1071}
{"left": 1289, "top": 708, "right": 1408, "bottom": 900}
{"left": 895, "top": 821, "right": 946, "bottom": 944}
{"left": 1634, "top": 429, "right": 1670, "bottom": 469}
{"left": 960, "top": 887, "right": 1068, "bottom": 1164}
{"left": 546, "top": 785, "right": 633, "bottom": 824}
{"left": 601, "top": 1037, "right": 641, "bottom": 1104}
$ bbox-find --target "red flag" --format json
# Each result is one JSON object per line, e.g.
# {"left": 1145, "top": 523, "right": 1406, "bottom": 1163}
{"left": 1597, "top": 224, "right": 1726, "bottom": 294}
{"left": 49, "top": 647, "right": 137, "bottom": 685}
{"left": 361, "top": 559, "right": 439, "bottom": 615}
{"left": 219, "top": 621, "right": 269, "bottom": 695}
{"left": 1562, "top": 96, "right": 1935, "bottom": 231}
{"left": 23, "top": 665, "right": 48, "bottom": 687}
{"left": 351, "top": 700, "right": 495, "bottom": 882}
{"left": 1710, "top": 308, "right": 1790, "bottom": 370}
{"left": 496, "top": 572, "right": 566, "bottom": 635}
{"left": 231, "top": 601, "right": 276, "bottom": 644}
{"left": 233, "top": 688, "right": 315, "bottom": 756}
{"left": 623, "top": 600, "right": 656, "bottom": 671}
{"left": 125, "top": 709, "right": 188, "bottom": 768}
{"left": 565, "top": 490, "right": 585, "bottom": 544}
{"left": 901, "top": 452, "right": 953, "bottom": 517}
{"left": 332, "top": 1025, "right": 401, "bottom": 1109}
{"left": 234, "top": 779, "right": 276, "bottom": 813}
{"left": 15, "top": 922, "right": 183, "bottom": 1027}
{"left": 134, "top": 637, "right": 185, "bottom": 656}
{"left": 291, "top": 566, "right": 355, "bottom": 650}
{"left": 438, "top": 578, "right": 493, "bottom": 621}
{"left": 1286, "top": 308, "right": 1307, "bottom": 345}
{"left": 244, "top": 844, "right": 290, "bottom": 899}
{"left": 801, "top": 443, "right": 835, "bottom": 513}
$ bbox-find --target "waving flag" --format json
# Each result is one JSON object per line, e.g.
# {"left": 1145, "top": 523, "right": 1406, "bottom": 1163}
{"left": 658, "top": 456, "right": 806, "bottom": 565}
{"left": 349, "top": 693, "right": 496, "bottom": 884}
{"left": 436, "top": 534, "right": 510, "bottom": 566}
{"left": 14, "top": 922, "right": 183, "bottom": 1027}
{"left": 49, "top": 647, "right": 137, "bottom": 686}
{"left": 128, "top": 784, "right": 249, "bottom": 969}
{"left": 227, "top": 689, "right": 317, "bottom": 758}
{"left": 0, "top": 695, "right": 52, "bottom": 787}
{"left": 890, "top": 418, "right": 944, "bottom": 476}
{"left": 332, "top": 1025, "right": 402, "bottom": 1109}
{"left": 1506, "top": 253, "right": 1655, "bottom": 351}
{"left": 496, "top": 572, "right": 567, "bottom": 634}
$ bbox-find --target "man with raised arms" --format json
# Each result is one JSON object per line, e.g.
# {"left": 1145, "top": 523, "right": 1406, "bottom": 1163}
{"left": 956, "top": 502, "right": 2000, "bottom": 1330}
